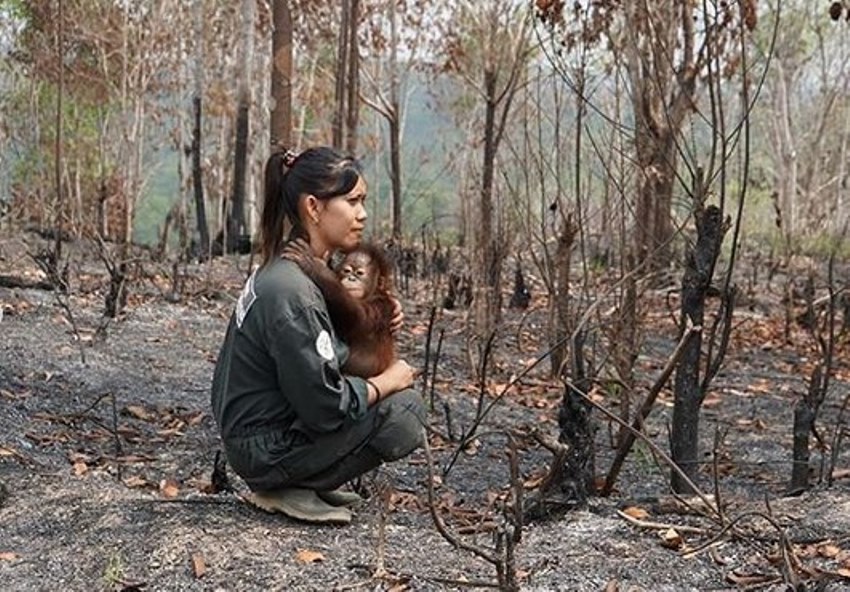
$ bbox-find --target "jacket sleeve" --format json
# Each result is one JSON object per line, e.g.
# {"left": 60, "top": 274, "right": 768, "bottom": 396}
{"left": 266, "top": 300, "right": 370, "bottom": 434}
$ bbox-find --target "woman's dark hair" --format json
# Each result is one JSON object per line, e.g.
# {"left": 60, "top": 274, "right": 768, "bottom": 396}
{"left": 260, "top": 146, "right": 362, "bottom": 266}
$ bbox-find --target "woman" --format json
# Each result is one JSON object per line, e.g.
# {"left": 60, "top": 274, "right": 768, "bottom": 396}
{"left": 210, "top": 147, "right": 425, "bottom": 524}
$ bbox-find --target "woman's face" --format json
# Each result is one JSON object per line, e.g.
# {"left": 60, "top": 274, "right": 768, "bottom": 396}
{"left": 313, "top": 175, "right": 368, "bottom": 255}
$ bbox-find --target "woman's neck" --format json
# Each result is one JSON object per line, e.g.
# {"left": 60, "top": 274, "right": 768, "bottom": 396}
{"left": 305, "top": 228, "right": 331, "bottom": 261}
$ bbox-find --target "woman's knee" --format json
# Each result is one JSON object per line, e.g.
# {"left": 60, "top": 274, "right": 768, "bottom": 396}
{"left": 374, "top": 389, "right": 426, "bottom": 460}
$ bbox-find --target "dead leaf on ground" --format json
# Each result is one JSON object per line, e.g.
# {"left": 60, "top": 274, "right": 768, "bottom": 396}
{"left": 659, "top": 528, "right": 683, "bottom": 549}
{"left": 736, "top": 418, "right": 767, "bottom": 430}
{"left": 72, "top": 461, "right": 88, "bottom": 476}
{"left": 0, "top": 446, "right": 20, "bottom": 457}
{"left": 191, "top": 552, "right": 206, "bottom": 578}
{"left": 622, "top": 506, "right": 650, "bottom": 520}
{"left": 1, "top": 388, "right": 31, "bottom": 400}
{"left": 523, "top": 473, "right": 546, "bottom": 489}
{"left": 159, "top": 479, "right": 180, "bottom": 498}
{"left": 124, "top": 405, "right": 155, "bottom": 422}
{"left": 819, "top": 544, "right": 841, "bottom": 559}
{"left": 295, "top": 549, "right": 325, "bottom": 564}
{"left": 726, "top": 570, "right": 778, "bottom": 586}
{"left": 702, "top": 392, "right": 722, "bottom": 407}
{"left": 186, "top": 411, "right": 206, "bottom": 426}
{"left": 462, "top": 438, "right": 480, "bottom": 456}
{"left": 389, "top": 490, "right": 421, "bottom": 511}
{"left": 123, "top": 475, "right": 148, "bottom": 488}
{"left": 748, "top": 378, "right": 772, "bottom": 394}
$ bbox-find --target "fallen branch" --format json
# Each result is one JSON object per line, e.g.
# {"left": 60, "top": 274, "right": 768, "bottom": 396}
{"left": 616, "top": 510, "right": 709, "bottom": 535}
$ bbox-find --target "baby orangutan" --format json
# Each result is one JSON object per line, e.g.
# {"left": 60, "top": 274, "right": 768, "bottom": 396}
{"left": 283, "top": 239, "right": 396, "bottom": 377}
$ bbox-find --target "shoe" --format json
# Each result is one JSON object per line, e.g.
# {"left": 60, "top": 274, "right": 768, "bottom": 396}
{"left": 247, "top": 488, "right": 352, "bottom": 524}
{"left": 318, "top": 489, "right": 364, "bottom": 507}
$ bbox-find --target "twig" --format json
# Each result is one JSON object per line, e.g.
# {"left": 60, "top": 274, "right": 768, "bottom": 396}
{"left": 423, "top": 576, "right": 500, "bottom": 589}
{"left": 616, "top": 510, "right": 709, "bottom": 535}
{"left": 422, "top": 306, "right": 436, "bottom": 408}
{"left": 475, "top": 330, "right": 498, "bottom": 421}
{"left": 828, "top": 391, "right": 850, "bottom": 487}
{"left": 442, "top": 400, "right": 455, "bottom": 441}
{"left": 110, "top": 393, "right": 123, "bottom": 481}
{"left": 711, "top": 426, "right": 725, "bottom": 519}
{"left": 429, "top": 328, "right": 445, "bottom": 410}
{"left": 373, "top": 480, "right": 390, "bottom": 579}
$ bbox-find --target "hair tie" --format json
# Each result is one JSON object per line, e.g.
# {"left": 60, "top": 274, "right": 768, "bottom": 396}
{"left": 282, "top": 149, "right": 298, "bottom": 168}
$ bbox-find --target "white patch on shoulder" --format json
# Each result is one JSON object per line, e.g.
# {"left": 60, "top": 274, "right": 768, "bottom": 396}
{"left": 235, "top": 270, "right": 258, "bottom": 328}
{"left": 315, "top": 329, "right": 335, "bottom": 361}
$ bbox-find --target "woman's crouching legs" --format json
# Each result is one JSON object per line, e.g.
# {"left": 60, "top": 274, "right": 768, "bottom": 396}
{"left": 295, "top": 389, "right": 427, "bottom": 492}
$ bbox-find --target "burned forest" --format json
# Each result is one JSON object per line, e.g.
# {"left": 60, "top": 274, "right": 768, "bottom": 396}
{"left": 1, "top": 1, "right": 849, "bottom": 590}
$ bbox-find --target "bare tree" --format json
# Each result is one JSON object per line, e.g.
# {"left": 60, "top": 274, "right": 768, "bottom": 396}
{"left": 538, "top": 0, "right": 755, "bottom": 270}
{"left": 359, "top": 0, "right": 428, "bottom": 240}
{"left": 191, "top": 0, "right": 210, "bottom": 258}
{"left": 222, "top": 0, "right": 256, "bottom": 254}
{"left": 270, "top": 0, "right": 293, "bottom": 148}
{"left": 332, "top": 0, "right": 361, "bottom": 153}
{"left": 762, "top": 0, "right": 850, "bottom": 251}
{"left": 437, "top": 1, "right": 534, "bottom": 358}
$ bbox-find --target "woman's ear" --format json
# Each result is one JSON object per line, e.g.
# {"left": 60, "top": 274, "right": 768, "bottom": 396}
{"left": 301, "top": 194, "right": 322, "bottom": 225}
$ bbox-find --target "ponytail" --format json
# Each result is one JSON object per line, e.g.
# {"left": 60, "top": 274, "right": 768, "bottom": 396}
{"left": 259, "top": 151, "right": 290, "bottom": 266}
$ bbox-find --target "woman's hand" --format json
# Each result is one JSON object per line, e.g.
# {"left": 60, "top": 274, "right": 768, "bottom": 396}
{"left": 369, "top": 359, "right": 416, "bottom": 404}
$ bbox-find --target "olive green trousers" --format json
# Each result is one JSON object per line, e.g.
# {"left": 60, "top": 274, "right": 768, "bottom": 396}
{"left": 223, "top": 389, "right": 426, "bottom": 493}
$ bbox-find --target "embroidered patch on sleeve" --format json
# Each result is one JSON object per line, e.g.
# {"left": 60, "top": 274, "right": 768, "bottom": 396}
{"left": 315, "top": 329, "right": 335, "bottom": 361}
{"left": 235, "top": 270, "right": 257, "bottom": 328}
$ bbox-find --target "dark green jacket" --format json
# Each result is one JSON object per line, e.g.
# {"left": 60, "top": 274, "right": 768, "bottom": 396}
{"left": 210, "top": 258, "right": 372, "bottom": 488}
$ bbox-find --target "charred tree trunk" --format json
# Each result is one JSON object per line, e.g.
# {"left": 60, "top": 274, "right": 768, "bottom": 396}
{"left": 104, "top": 261, "right": 128, "bottom": 319}
{"left": 789, "top": 366, "right": 824, "bottom": 493}
{"left": 191, "top": 96, "right": 209, "bottom": 258}
{"left": 389, "top": 115, "right": 402, "bottom": 240}
{"left": 227, "top": 0, "right": 254, "bottom": 253}
{"left": 191, "top": 0, "right": 209, "bottom": 259}
{"left": 332, "top": 0, "right": 351, "bottom": 149}
{"left": 789, "top": 257, "right": 837, "bottom": 493}
{"left": 670, "top": 197, "right": 726, "bottom": 493}
{"left": 53, "top": 0, "right": 65, "bottom": 263}
{"left": 558, "top": 330, "right": 595, "bottom": 505}
{"left": 270, "top": 0, "right": 293, "bottom": 148}
{"left": 508, "top": 262, "right": 530, "bottom": 309}
{"left": 550, "top": 215, "right": 574, "bottom": 377}
{"left": 344, "top": 0, "right": 360, "bottom": 155}
{"left": 229, "top": 99, "right": 249, "bottom": 250}
{"left": 523, "top": 330, "right": 595, "bottom": 522}
{"left": 388, "top": 0, "right": 402, "bottom": 240}
{"left": 473, "top": 68, "right": 504, "bottom": 339}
